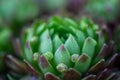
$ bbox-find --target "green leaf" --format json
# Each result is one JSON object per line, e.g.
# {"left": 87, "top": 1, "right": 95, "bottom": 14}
{"left": 65, "top": 34, "right": 80, "bottom": 55}
{"left": 53, "top": 34, "right": 63, "bottom": 52}
{"left": 82, "top": 37, "right": 97, "bottom": 58}
{"left": 54, "top": 44, "right": 72, "bottom": 67}
{"left": 39, "top": 29, "right": 53, "bottom": 54}
{"left": 29, "top": 36, "right": 38, "bottom": 52}
{"left": 74, "top": 54, "right": 91, "bottom": 73}
{"left": 24, "top": 41, "right": 33, "bottom": 62}
{"left": 87, "top": 27, "right": 94, "bottom": 38}
{"left": 38, "top": 55, "right": 56, "bottom": 74}
{"left": 34, "top": 22, "right": 46, "bottom": 36}
{"left": 43, "top": 52, "right": 53, "bottom": 61}
{"left": 64, "top": 18, "right": 78, "bottom": 29}
{"left": 75, "top": 30, "right": 86, "bottom": 46}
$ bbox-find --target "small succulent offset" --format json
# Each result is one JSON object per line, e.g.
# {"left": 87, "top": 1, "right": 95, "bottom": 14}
{"left": 22, "top": 16, "right": 119, "bottom": 80}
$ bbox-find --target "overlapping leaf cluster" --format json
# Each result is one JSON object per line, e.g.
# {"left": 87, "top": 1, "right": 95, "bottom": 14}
{"left": 22, "top": 16, "right": 109, "bottom": 80}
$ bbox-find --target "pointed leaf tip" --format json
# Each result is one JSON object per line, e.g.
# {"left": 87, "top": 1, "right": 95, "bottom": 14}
{"left": 74, "top": 54, "right": 91, "bottom": 73}
{"left": 82, "top": 37, "right": 97, "bottom": 58}
{"left": 39, "top": 55, "right": 56, "bottom": 74}
{"left": 63, "top": 68, "right": 81, "bottom": 80}
{"left": 45, "top": 72, "right": 60, "bottom": 80}
{"left": 65, "top": 34, "right": 80, "bottom": 55}
{"left": 54, "top": 44, "right": 72, "bottom": 67}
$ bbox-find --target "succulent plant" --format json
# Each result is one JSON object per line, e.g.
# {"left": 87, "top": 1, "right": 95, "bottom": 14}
{"left": 21, "top": 16, "right": 113, "bottom": 80}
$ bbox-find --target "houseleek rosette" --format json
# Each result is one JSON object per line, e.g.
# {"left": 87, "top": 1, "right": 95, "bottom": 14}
{"left": 22, "top": 16, "right": 107, "bottom": 80}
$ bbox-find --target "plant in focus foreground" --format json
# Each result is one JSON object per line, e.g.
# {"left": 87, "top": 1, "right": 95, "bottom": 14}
{"left": 21, "top": 16, "right": 120, "bottom": 80}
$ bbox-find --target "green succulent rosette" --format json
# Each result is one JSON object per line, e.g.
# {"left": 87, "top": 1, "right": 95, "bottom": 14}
{"left": 22, "top": 16, "right": 107, "bottom": 80}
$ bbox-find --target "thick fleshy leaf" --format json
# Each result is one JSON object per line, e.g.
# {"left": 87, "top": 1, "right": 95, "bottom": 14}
{"left": 88, "top": 59, "right": 105, "bottom": 74}
{"left": 107, "top": 53, "right": 119, "bottom": 68}
{"left": 63, "top": 68, "right": 81, "bottom": 80}
{"left": 74, "top": 54, "right": 91, "bottom": 73}
{"left": 40, "top": 29, "right": 50, "bottom": 40}
{"left": 65, "top": 34, "right": 80, "bottom": 55}
{"left": 24, "top": 59, "right": 39, "bottom": 76}
{"left": 53, "top": 34, "right": 63, "bottom": 52}
{"left": 98, "top": 32, "right": 105, "bottom": 49}
{"left": 79, "top": 17, "right": 89, "bottom": 32}
{"left": 5, "top": 55, "right": 27, "bottom": 74}
{"left": 54, "top": 44, "right": 72, "bottom": 67}
{"left": 97, "top": 69, "right": 111, "bottom": 80}
{"left": 29, "top": 36, "right": 38, "bottom": 52}
{"left": 39, "top": 30, "right": 53, "bottom": 54}
{"left": 38, "top": 55, "right": 56, "bottom": 74}
{"left": 75, "top": 30, "right": 86, "bottom": 46}
{"left": 81, "top": 74, "right": 96, "bottom": 80}
{"left": 24, "top": 41, "right": 33, "bottom": 62}
{"left": 49, "top": 16, "right": 64, "bottom": 26}
{"left": 87, "top": 27, "right": 94, "bottom": 38}
{"left": 43, "top": 52, "right": 53, "bottom": 61}
{"left": 82, "top": 37, "right": 97, "bottom": 58}
{"left": 23, "top": 28, "right": 33, "bottom": 44}
{"left": 93, "top": 44, "right": 108, "bottom": 64}
{"left": 45, "top": 72, "right": 60, "bottom": 80}
{"left": 64, "top": 18, "right": 78, "bottom": 29}
{"left": 34, "top": 23, "right": 46, "bottom": 36}
{"left": 106, "top": 73, "right": 116, "bottom": 80}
